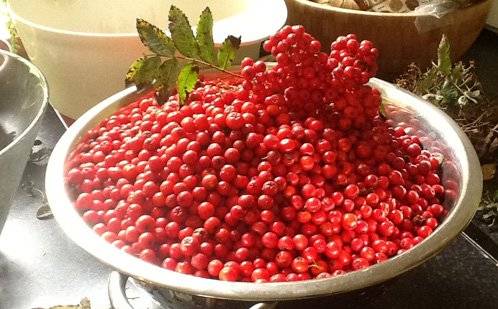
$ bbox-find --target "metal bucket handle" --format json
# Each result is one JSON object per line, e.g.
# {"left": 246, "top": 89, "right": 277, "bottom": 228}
{"left": 108, "top": 272, "right": 277, "bottom": 309}
{"left": 0, "top": 38, "right": 11, "bottom": 52}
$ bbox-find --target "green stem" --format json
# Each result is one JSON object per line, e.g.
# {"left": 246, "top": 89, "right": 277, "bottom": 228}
{"left": 145, "top": 53, "right": 244, "bottom": 79}
{"left": 176, "top": 55, "right": 243, "bottom": 79}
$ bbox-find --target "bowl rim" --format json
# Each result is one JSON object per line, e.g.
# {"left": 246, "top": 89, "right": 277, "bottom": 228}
{"left": 289, "top": 0, "right": 491, "bottom": 17}
{"left": 0, "top": 49, "right": 49, "bottom": 157}
{"left": 45, "top": 75, "right": 482, "bottom": 301}
{"left": 7, "top": 0, "right": 287, "bottom": 45}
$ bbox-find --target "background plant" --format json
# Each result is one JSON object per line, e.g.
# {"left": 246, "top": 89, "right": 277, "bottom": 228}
{"left": 397, "top": 35, "right": 498, "bottom": 225}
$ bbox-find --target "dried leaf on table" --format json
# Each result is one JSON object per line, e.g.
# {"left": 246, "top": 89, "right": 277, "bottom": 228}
{"left": 482, "top": 163, "right": 497, "bottom": 181}
{"left": 33, "top": 298, "right": 91, "bottom": 309}
{"left": 36, "top": 204, "right": 53, "bottom": 220}
{"left": 29, "top": 146, "right": 52, "bottom": 164}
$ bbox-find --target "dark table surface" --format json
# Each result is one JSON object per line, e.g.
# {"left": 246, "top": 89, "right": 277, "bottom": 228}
{"left": 1, "top": 29, "right": 498, "bottom": 309}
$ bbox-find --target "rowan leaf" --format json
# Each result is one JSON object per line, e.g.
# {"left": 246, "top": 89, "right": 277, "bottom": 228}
{"left": 177, "top": 63, "right": 199, "bottom": 103}
{"left": 168, "top": 5, "right": 199, "bottom": 58}
{"left": 125, "top": 56, "right": 161, "bottom": 86}
{"left": 156, "top": 58, "right": 181, "bottom": 98}
{"left": 128, "top": 6, "right": 242, "bottom": 103}
{"left": 136, "top": 18, "right": 175, "bottom": 56}
{"left": 196, "top": 7, "right": 216, "bottom": 64}
{"left": 217, "top": 35, "right": 241, "bottom": 69}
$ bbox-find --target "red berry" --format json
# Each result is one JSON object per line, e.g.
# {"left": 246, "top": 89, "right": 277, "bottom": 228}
{"left": 291, "top": 257, "right": 309, "bottom": 273}
{"left": 66, "top": 27, "right": 445, "bottom": 283}
{"left": 219, "top": 265, "right": 240, "bottom": 281}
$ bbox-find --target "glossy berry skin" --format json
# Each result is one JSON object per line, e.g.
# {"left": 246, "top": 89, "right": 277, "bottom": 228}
{"left": 65, "top": 26, "right": 445, "bottom": 283}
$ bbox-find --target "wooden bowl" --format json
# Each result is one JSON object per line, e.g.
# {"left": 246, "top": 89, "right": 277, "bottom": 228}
{"left": 285, "top": 0, "right": 492, "bottom": 78}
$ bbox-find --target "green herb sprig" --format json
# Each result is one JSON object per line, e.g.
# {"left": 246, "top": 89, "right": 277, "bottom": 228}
{"left": 126, "top": 6, "right": 242, "bottom": 103}
{"left": 396, "top": 34, "right": 498, "bottom": 226}
{"left": 396, "top": 34, "right": 498, "bottom": 162}
{"left": 397, "top": 35, "right": 483, "bottom": 110}
{"left": 478, "top": 189, "right": 498, "bottom": 228}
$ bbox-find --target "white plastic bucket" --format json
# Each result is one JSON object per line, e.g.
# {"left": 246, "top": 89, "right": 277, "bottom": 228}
{"left": 8, "top": 0, "right": 287, "bottom": 119}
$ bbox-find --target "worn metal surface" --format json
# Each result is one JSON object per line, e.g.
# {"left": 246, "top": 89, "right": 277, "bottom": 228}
{"left": 0, "top": 107, "right": 112, "bottom": 309}
{"left": 45, "top": 72, "right": 482, "bottom": 301}
{"left": 0, "top": 50, "right": 48, "bottom": 234}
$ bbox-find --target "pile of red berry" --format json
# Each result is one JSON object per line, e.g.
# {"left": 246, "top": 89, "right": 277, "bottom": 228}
{"left": 65, "top": 25, "right": 447, "bottom": 282}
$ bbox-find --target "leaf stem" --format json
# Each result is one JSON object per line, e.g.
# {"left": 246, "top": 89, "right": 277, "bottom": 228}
{"left": 144, "top": 53, "right": 243, "bottom": 79}
{"left": 176, "top": 55, "right": 243, "bottom": 78}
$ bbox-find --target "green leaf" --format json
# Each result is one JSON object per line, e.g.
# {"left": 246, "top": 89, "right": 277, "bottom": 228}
{"left": 156, "top": 58, "right": 181, "bottom": 97}
{"left": 217, "top": 35, "right": 241, "bottom": 69}
{"left": 136, "top": 18, "right": 175, "bottom": 56}
{"left": 415, "top": 68, "right": 437, "bottom": 95}
{"left": 196, "top": 7, "right": 216, "bottom": 64}
{"left": 125, "top": 56, "right": 161, "bottom": 86}
{"left": 451, "top": 62, "right": 464, "bottom": 81}
{"left": 439, "top": 81, "right": 459, "bottom": 105}
{"left": 168, "top": 5, "right": 199, "bottom": 58}
{"left": 437, "top": 34, "right": 452, "bottom": 76}
{"left": 177, "top": 63, "right": 199, "bottom": 103}
{"left": 126, "top": 58, "right": 145, "bottom": 85}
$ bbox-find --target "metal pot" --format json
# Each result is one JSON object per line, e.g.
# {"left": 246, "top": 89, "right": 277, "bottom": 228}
{"left": 0, "top": 49, "right": 48, "bottom": 235}
{"left": 45, "top": 74, "right": 482, "bottom": 307}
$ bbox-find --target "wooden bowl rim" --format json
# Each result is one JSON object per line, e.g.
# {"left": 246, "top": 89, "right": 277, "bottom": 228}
{"left": 290, "top": 0, "right": 491, "bottom": 18}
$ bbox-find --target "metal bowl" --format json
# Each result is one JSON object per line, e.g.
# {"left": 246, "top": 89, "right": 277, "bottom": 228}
{"left": 45, "top": 75, "right": 482, "bottom": 303}
{"left": 0, "top": 49, "right": 48, "bottom": 235}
